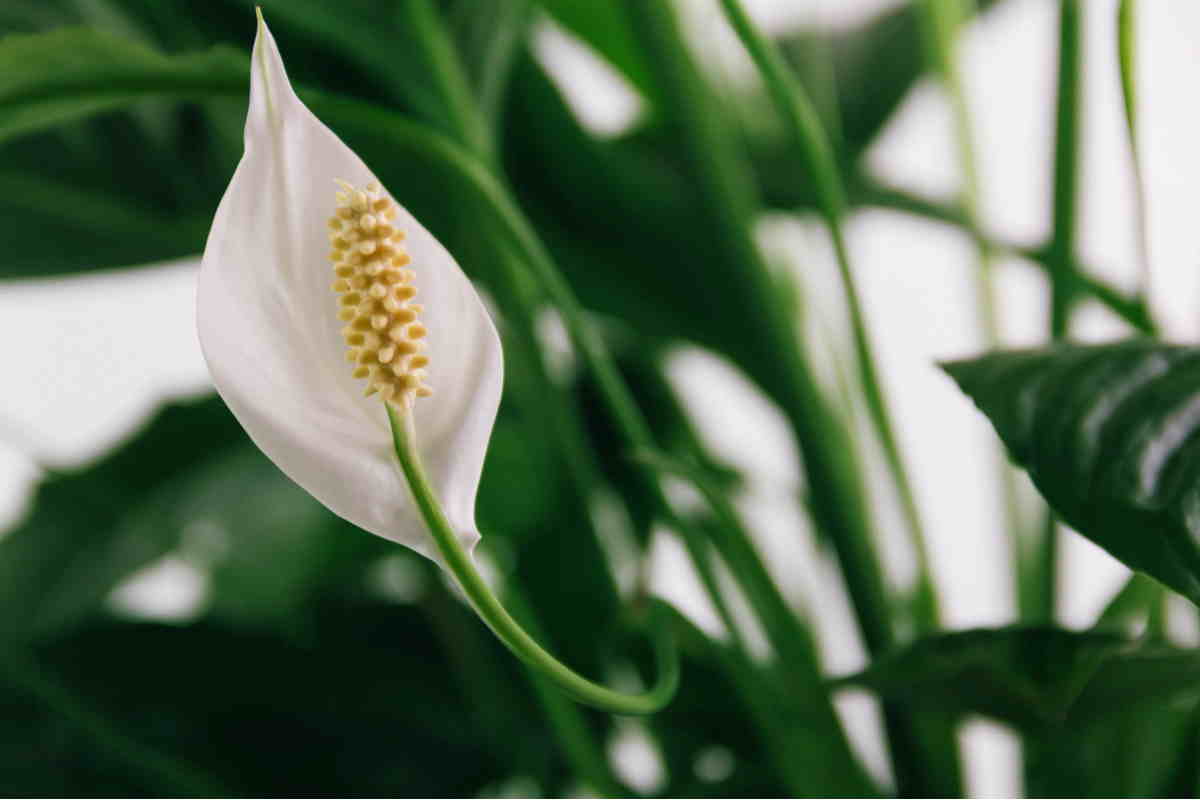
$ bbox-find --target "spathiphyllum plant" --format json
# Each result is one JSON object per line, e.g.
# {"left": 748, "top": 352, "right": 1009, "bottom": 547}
{"left": 13, "top": 0, "right": 1200, "bottom": 794}
{"left": 197, "top": 12, "right": 675, "bottom": 715}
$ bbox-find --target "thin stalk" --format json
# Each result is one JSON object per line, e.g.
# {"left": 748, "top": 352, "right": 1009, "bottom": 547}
{"left": 853, "top": 178, "right": 1158, "bottom": 335}
{"left": 619, "top": 1, "right": 952, "bottom": 794}
{"left": 1034, "top": 0, "right": 1085, "bottom": 625}
{"left": 673, "top": 613, "right": 873, "bottom": 796}
{"left": 1049, "top": 0, "right": 1083, "bottom": 340}
{"left": 635, "top": 449, "right": 820, "bottom": 673}
{"left": 618, "top": 0, "right": 890, "bottom": 666}
{"left": 1117, "top": 0, "right": 1152, "bottom": 297}
{"left": 718, "top": 0, "right": 940, "bottom": 632}
{"left": 387, "top": 403, "right": 679, "bottom": 715}
{"left": 373, "top": 10, "right": 631, "bottom": 781}
{"left": 917, "top": 0, "right": 1037, "bottom": 625}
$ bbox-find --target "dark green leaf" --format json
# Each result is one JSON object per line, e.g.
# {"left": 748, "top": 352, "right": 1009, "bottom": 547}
{"left": 944, "top": 341, "right": 1200, "bottom": 605}
{"left": 5, "top": 604, "right": 537, "bottom": 795}
{"left": 837, "top": 625, "right": 1200, "bottom": 732}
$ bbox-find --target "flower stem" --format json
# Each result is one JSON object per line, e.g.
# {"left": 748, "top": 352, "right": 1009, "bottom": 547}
{"left": 386, "top": 403, "right": 678, "bottom": 715}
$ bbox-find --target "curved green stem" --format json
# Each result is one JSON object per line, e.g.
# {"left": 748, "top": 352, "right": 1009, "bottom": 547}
{"left": 386, "top": 403, "right": 678, "bottom": 715}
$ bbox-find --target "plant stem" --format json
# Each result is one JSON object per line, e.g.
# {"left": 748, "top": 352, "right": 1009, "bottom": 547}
{"left": 717, "top": 0, "right": 940, "bottom": 633}
{"left": 1117, "top": 0, "right": 1152, "bottom": 298}
{"left": 1049, "top": 0, "right": 1083, "bottom": 340}
{"left": 917, "top": 0, "right": 1039, "bottom": 627}
{"left": 1033, "top": 0, "right": 1084, "bottom": 625}
{"left": 715, "top": 0, "right": 940, "bottom": 633}
{"left": 387, "top": 403, "right": 678, "bottom": 714}
{"left": 619, "top": 1, "right": 958, "bottom": 794}
{"left": 853, "top": 178, "right": 1158, "bottom": 335}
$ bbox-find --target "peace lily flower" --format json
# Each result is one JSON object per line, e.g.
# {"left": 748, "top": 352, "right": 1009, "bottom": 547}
{"left": 197, "top": 12, "right": 676, "bottom": 714}
{"left": 197, "top": 13, "right": 501, "bottom": 563}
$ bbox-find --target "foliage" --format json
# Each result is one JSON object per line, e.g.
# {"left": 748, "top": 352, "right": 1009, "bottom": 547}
{"left": 0, "top": 0, "right": 1194, "bottom": 796}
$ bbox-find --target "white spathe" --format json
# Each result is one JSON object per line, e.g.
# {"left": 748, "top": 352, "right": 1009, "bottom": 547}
{"left": 196, "top": 15, "right": 502, "bottom": 561}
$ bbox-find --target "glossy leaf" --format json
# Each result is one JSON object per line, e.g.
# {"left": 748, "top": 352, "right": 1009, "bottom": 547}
{"left": 944, "top": 341, "right": 1200, "bottom": 605}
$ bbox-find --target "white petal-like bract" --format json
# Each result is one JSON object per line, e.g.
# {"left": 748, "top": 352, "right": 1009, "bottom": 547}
{"left": 197, "top": 16, "right": 502, "bottom": 560}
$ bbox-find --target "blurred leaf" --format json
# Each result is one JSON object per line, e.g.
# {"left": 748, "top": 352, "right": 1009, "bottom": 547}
{"left": 142, "top": 447, "right": 388, "bottom": 631}
{"left": 5, "top": 604, "right": 537, "bottom": 795}
{"left": 836, "top": 625, "right": 1200, "bottom": 730}
{"left": 443, "top": 0, "right": 534, "bottom": 124}
{"left": 944, "top": 341, "right": 1200, "bottom": 606}
{"left": 534, "top": 0, "right": 651, "bottom": 101}
{"left": 726, "top": 0, "right": 1004, "bottom": 210}
{"left": 0, "top": 27, "right": 246, "bottom": 144}
{"left": 0, "top": 396, "right": 244, "bottom": 643}
{"left": 0, "top": 161, "right": 212, "bottom": 276}
{"left": 503, "top": 55, "right": 809, "bottom": 414}
{"left": 1097, "top": 572, "right": 1161, "bottom": 633}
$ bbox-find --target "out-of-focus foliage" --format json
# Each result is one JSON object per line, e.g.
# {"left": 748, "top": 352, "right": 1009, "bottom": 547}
{"left": 838, "top": 624, "right": 1200, "bottom": 797}
{"left": 3, "top": 0, "right": 1199, "bottom": 796}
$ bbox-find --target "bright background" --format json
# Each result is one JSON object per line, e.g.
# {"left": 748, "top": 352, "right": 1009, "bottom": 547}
{"left": 2, "top": 1, "right": 1198, "bottom": 795}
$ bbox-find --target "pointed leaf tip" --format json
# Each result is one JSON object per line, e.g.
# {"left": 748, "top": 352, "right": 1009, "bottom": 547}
{"left": 946, "top": 341, "right": 1200, "bottom": 605}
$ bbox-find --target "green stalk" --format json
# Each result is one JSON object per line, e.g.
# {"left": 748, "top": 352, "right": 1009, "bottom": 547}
{"left": 380, "top": 8, "right": 628, "bottom": 782}
{"left": 617, "top": 0, "right": 890, "bottom": 662}
{"left": 617, "top": 1, "right": 959, "bottom": 794}
{"left": 1117, "top": 0, "right": 1151, "bottom": 296}
{"left": 1034, "top": 0, "right": 1084, "bottom": 625}
{"left": 916, "top": 0, "right": 1038, "bottom": 625}
{"left": 635, "top": 449, "right": 820, "bottom": 674}
{"left": 387, "top": 404, "right": 678, "bottom": 715}
{"left": 401, "top": 0, "right": 779, "bottom": 733}
{"left": 1049, "top": 0, "right": 1083, "bottom": 340}
{"left": 853, "top": 179, "right": 1158, "bottom": 335}
{"left": 717, "top": 0, "right": 940, "bottom": 632}
{"left": 673, "top": 613, "right": 875, "bottom": 796}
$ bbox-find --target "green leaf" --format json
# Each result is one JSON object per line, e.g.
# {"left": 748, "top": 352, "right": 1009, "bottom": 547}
{"left": 0, "top": 396, "right": 245, "bottom": 643}
{"left": 534, "top": 0, "right": 652, "bottom": 102}
{"left": 443, "top": 0, "right": 534, "bottom": 125}
{"left": 0, "top": 27, "right": 247, "bottom": 145}
{"left": 944, "top": 341, "right": 1200, "bottom": 605}
{"left": 836, "top": 625, "right": 1200, "bottom": 730}
{"left": 6, "top": 605, "right": 538, "bottom": 795}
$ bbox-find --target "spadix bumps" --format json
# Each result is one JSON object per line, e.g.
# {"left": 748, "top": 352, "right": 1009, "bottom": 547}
{"left": 329, "top": 180, "right": 432, "bottom": 404}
